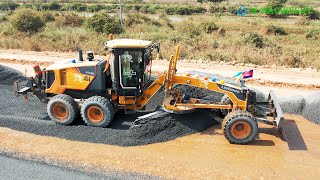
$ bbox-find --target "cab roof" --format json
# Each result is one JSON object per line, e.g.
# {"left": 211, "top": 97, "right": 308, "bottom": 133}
{"left": 106, "top": 39, "right": 153, "bottom": 49}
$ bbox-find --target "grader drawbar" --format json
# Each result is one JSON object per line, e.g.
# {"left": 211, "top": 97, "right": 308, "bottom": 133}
{"left": 14, "top": 38, "right": 284, "bottom": 144}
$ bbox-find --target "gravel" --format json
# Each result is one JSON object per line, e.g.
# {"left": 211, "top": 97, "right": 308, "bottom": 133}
{"left": 278, "top": 93, "right": 320, "bottom": 125}
{"left": 279, "top": 95, "right": 306, "bottom": 115}
{"left": 301, "top": 92, "right": 320, "bottom": 125}
{"left": 0, "top": 65, "right": 27, "bottom": 85}
{"left": 0, "top": 65, "right": 219, "bottom": 146}
{"left": 0, "top": 105, "right": 219, "bottom": 146}
{"left": 1, "top": 64, "right": 319, "bottom": 147}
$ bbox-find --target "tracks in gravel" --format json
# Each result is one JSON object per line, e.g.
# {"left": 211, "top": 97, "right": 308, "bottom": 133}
{"left": 0, "top": 114, "right": 51, "bottom": 124}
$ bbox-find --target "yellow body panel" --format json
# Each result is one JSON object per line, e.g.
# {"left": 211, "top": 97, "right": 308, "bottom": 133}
{"left": 119, "top": 96, "right": 136, "bottom": 105}
{"left": 123, "top": 73, "right": 246, "bottom": 112}
{"left": 46, "top": 67, "right": 95, "bottom": 94}
{"left": 171, "top": 75, "right": 247, "bottom": 110}
{"left": 117, "top": 75, "right": 165, "bottom": 110}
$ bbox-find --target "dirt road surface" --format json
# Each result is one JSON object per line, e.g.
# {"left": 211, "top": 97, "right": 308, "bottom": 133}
{"left": 0, "top": 115, "right": 319, "bottom": 179}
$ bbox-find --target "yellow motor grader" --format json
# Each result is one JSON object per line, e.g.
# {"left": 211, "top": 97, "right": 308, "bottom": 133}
{"left": 14, "top": 38, "right": 284, "bottom": 144}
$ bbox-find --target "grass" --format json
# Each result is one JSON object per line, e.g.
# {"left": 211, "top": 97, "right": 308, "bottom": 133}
{"left": 0, "top": 9, "right": 320, "bottom": 69}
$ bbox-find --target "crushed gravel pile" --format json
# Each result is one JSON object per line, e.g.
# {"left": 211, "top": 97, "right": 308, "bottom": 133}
{"left": 301, "top": 92, "right": 320, "bottom": 125}
{"left": 279, "top": 95, "right": 306, "bottom": 115}
{"left": 278, "top": 93, "right": 320, "bottom": 124}
{"left": 0, "top": 85, "right": 47, "bottom": 117}
{"left": 0, "top": 65, "right": 27, "bottom": 85}
{"left": 184, "top": 70, "right": 267, "bottom": 101}
{"left": 0, "top": 65, "right": 219, "bottom": 146}
{"left": 0, "top": 65, "right": 46, "bottom": 117}
{"left": 130, "top": 110, "right": 219, "bottom": 144}
{"left": 0, "top": 108, "right": 219, "bottom": 146}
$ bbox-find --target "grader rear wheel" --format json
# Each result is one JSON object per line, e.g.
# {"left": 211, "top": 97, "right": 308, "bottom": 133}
{"left": 52, "top": 103, "right": 69, "bottom": 120}
{"left": 47, "top": 94, "right": 79, "bottom": 125}
{"left": 86, "top": 106, "right": 105, "bottom": 123}
{"left": 81, "top": 96, "right": 114, "bottom": 127}
{"left": 222, "top": 110, "right": 258, "bottom": 144}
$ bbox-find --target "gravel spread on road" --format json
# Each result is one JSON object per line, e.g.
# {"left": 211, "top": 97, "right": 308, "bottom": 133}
{"left": 0, "top": 64, "right": 319, "bottom": 148}
{"left": 0, "top": 65, "right": 220, "bottom": 146}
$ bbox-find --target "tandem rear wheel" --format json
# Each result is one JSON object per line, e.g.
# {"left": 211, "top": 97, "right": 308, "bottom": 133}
{"left": 48, "top": 95, "right": 114, "bottom": 128}
{"left": 47, "top": 94, "right": 79, "bottom": 125}
{"left": 222, "top": 110, "right": 258, "bottom": 144}
{"left": 80, "top": 96, "right": 114, "bottom": 128}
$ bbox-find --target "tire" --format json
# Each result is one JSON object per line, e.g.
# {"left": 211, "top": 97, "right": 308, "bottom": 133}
{"left": 222, "top": 110, "right": 258, "bottom": 144}
{"left": 221, "top": 94, "right": 232, "bottom": 116}
{"left": 47, "top": 94, "right": 79, "bottom": 125}
{"left": 81, "top": 96, "right": 114, "bottom": 127}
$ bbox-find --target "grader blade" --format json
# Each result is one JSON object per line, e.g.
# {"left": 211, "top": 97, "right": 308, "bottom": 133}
{"left": 269, "top": 90, "right": 284, "bottom": 127}
{"left": 132, "top": 110, "right": 169, "bottom": 127}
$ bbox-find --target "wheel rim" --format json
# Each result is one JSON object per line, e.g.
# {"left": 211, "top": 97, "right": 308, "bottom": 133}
{"left": 87, "top": 105, "right": 104, "bottom": 123}
{"left": 52, "top": 103, "right": 69, "bottom": 120}
{"left": 230, "top": 121, "right": 252, "bottom": 139}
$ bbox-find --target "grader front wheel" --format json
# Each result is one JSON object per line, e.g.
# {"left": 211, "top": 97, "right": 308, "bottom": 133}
{"left": 222, "top": 110, "right": 258, "bottom": 144}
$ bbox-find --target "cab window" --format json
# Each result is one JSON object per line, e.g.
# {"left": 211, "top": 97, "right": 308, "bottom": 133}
{"left": 119, "top": 50, "right": 143, "bottom": 88}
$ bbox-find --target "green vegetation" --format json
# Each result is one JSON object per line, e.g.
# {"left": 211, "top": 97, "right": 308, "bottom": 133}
{"left": 306, "top": 30, "right": 320, "bottom": 40}
{"left": 267, "top": 0, "right": 288, "bottom": 10}
{"left": 41, "top": 11, "right": 55, "bottom": 22}
{"left": 84, "top": 13, "right": 123, "bottom": 34}
{"left": 201, "top": 21, "right": 219, "bottom": 34}
{"left": 265, "top": 0, "right": 287, "bottom": 17}
{"left": 0, "top": 2, "right": 19, "bottom": 11}
{"left": 0, "top": 1, "right": 319, "bottom": 69}
{"left": 197, "top": 0, "right": 225, "bottom": 3}
{"left": 244, "top": 32, "right": 266, "bottom": 48}
{"left": 55, "top": 12, "right": 84, "bottom": 27}
{"left": 10, "top": 9, "right": 45, "bottom": 34}
{"left": 263, "top": 25, "right": 288, "bottom": 35}
{"left": 0, "top": 0, "right": 319, "bottom": 18}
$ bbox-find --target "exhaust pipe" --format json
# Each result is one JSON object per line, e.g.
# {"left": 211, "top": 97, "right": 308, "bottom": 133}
{"left": 77, "top": 47, "right": 83, "bottom": 61}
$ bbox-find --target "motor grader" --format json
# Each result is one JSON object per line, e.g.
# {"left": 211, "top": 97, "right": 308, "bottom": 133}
{"left": 14, "top": 38, "right": 284, "bottom": 144}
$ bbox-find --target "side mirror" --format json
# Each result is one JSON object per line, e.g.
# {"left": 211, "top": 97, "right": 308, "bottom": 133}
{"left": 144, "top": 53, "right": 150, "bottom": 66}
{"left": 144, "top": 53, "right": 149, "bottom": 61}
{"left": 76, "top": 47, "right": 83, "bottom": 61}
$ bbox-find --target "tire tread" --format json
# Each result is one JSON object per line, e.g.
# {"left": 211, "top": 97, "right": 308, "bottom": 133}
{"left": 222, "top": 110, "right": 258, "bottom": 144}
{"left": 80, "top": 96, "right": 114, "bottom": 127}
{"left": 47, "top": 94, "right": 79, "bottom": 125}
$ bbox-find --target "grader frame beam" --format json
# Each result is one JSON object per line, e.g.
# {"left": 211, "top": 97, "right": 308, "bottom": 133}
{"left": 126, "top": 46, "right": 248, "bottom": 113}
